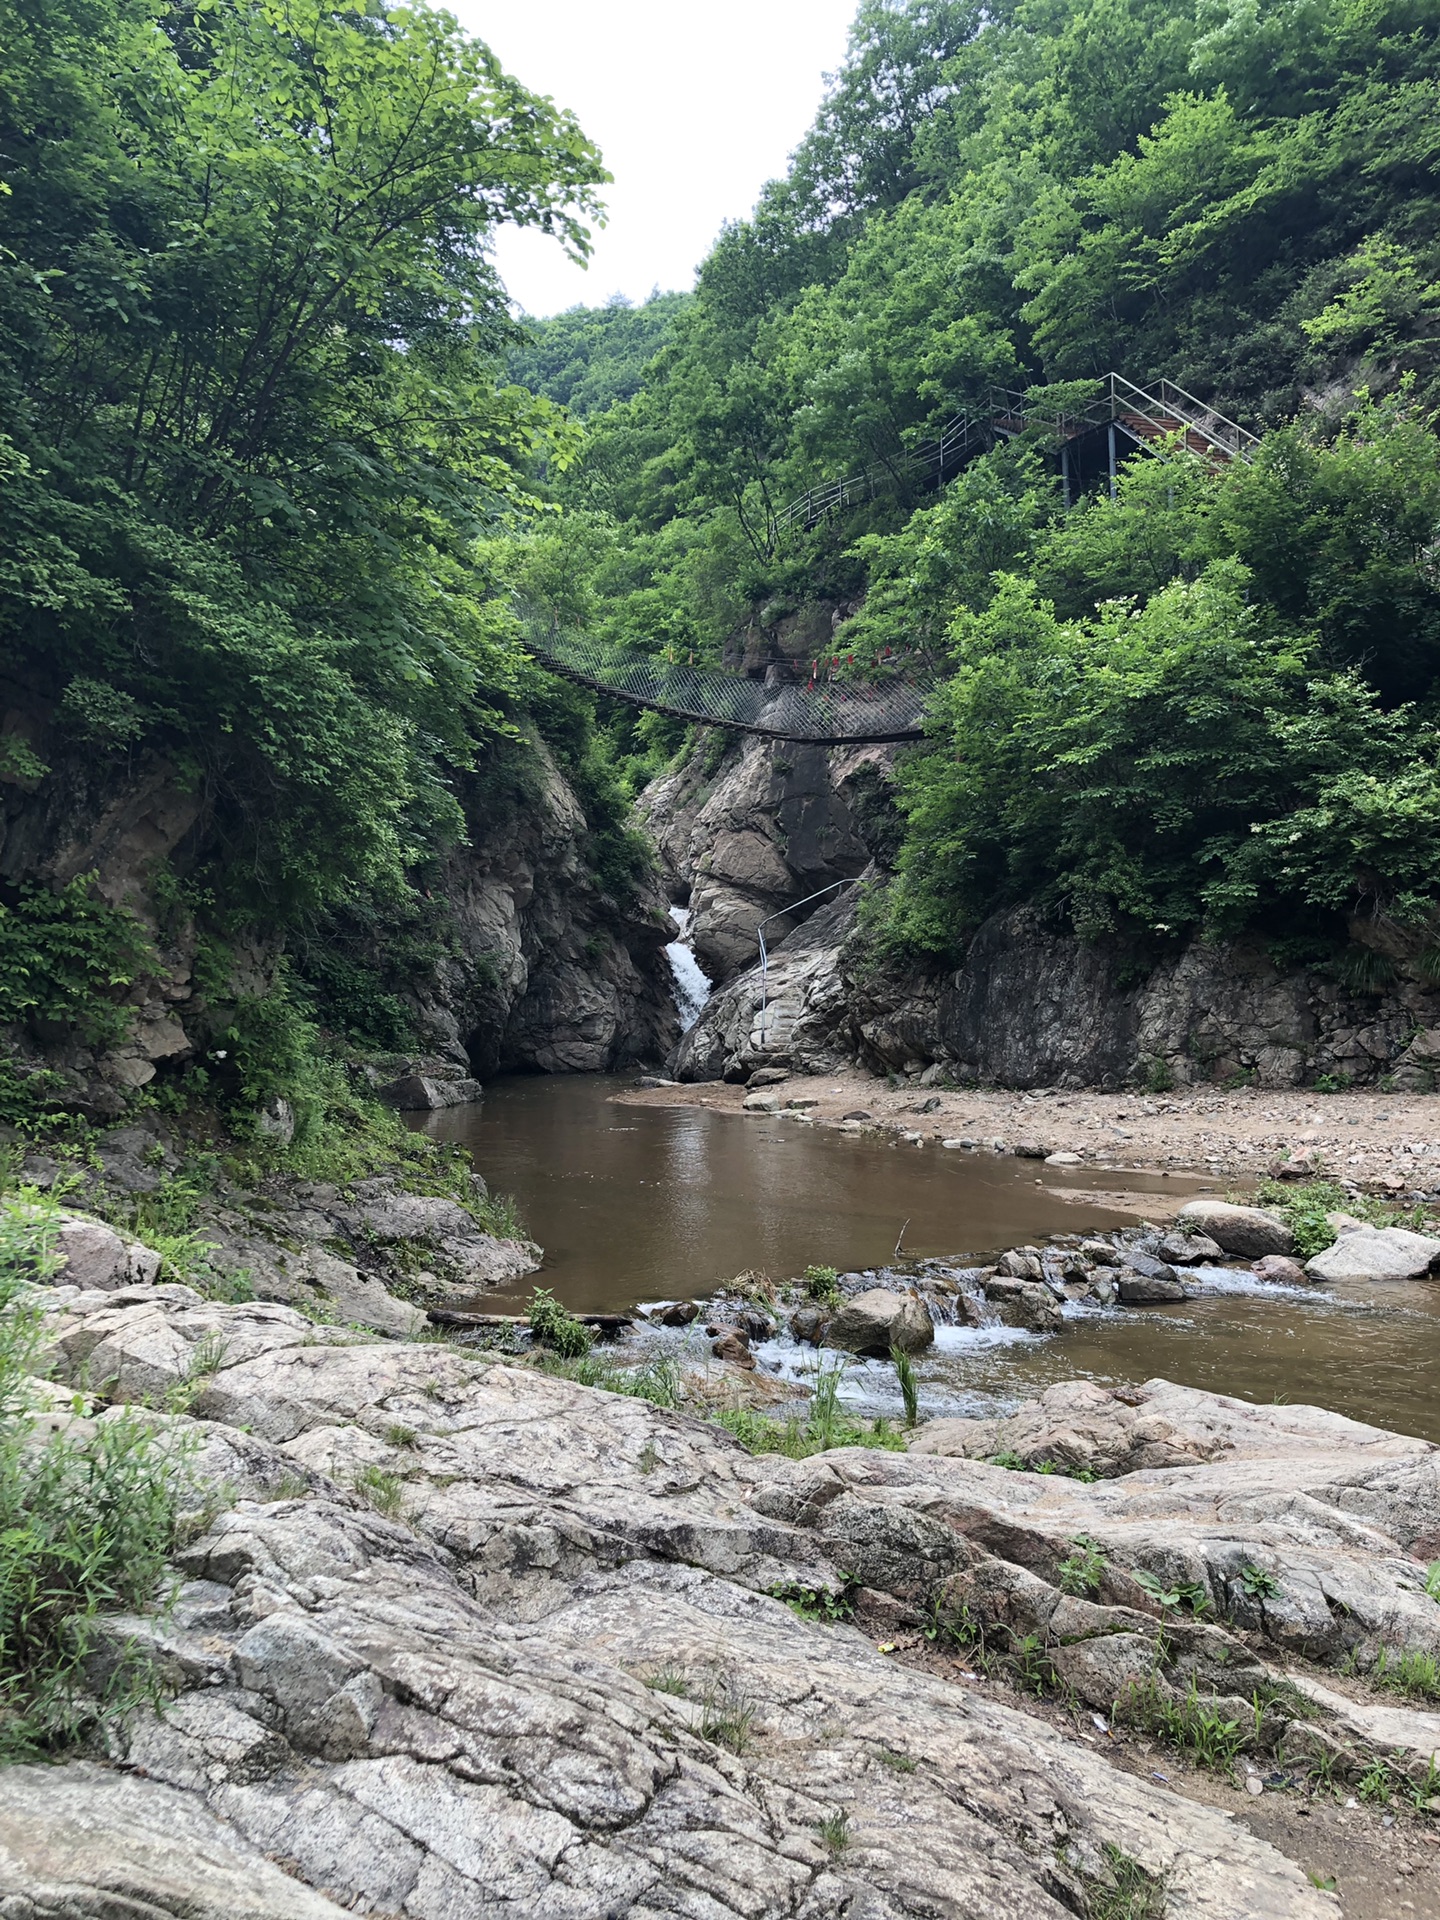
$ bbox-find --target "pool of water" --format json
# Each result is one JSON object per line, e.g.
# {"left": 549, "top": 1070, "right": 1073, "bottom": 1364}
{"left": 416, "top": 1074, "right": 1440, "bottom": 1443}
{"left": 415, "top": 1073, "right": 1207, "bottom": 1312}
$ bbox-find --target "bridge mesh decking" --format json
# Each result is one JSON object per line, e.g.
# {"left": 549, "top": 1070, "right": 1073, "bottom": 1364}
{"left": 520, "top": 625, "right": 932, "bottom": 745}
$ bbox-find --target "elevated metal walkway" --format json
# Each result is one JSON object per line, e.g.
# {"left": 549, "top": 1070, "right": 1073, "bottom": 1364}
{"left": 771, "top": 372, "right": 1256, "bottom": 536}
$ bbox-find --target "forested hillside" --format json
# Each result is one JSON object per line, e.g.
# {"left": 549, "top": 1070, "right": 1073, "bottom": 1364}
{"left": 0, "top": 0, "right": 673, "bottom": 1133}
{"left": 516, "top": 0, "right": 1440, "bottom": 978}
{"left": 6, "top": 0, "right": 1440, "bottom": 1136}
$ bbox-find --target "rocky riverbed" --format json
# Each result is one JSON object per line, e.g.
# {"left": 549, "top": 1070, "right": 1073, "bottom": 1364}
{"left": 5, "top": 1188, "right": 1440, "bottom": 1917}
{"left": 621, "top": 1073, "right": 1440, "bottom": 1198}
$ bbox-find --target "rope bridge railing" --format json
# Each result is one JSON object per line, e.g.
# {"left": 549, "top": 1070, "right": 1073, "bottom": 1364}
{"left": 519, "top": 619, "right": 933, "bottom": 745}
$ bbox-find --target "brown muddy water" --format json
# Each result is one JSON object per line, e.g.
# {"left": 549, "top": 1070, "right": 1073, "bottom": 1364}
{"left": 417, "top": 1073, "right": 1440, "bottom": 1443}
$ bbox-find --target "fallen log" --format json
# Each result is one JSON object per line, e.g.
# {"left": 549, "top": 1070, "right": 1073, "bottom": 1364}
{"left": 426, "top": 1308, "right": 635, "bottom": 1336}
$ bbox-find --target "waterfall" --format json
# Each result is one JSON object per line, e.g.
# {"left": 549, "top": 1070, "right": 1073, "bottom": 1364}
{"left": 664, "top": 905, "right": 712, "bottom": 1032}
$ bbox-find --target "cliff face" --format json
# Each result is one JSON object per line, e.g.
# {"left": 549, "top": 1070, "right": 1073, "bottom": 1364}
{"left": 0, "top": 688, "right": 676, "bottom": 1117}
{"left": 673, "top": 898, "right": 1440, "bottom": 1091}
{"left": 637, "top": 732, "right": 896, "bottom": 984}
{"left": 406, "top": 744, "right": 678, "bottom": 1078}
{"left": 640, "top": 735, "right": 1440, "bottom": 1092}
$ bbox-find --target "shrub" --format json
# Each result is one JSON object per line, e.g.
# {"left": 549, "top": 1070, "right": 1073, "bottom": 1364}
{"left": 1058, "top": 1535, "right": 1108, "bottom": 1596}
{"left": 525, "top": 1286, "right": 592, "bottom": 1358}
{"left": 803, "top": 1264, "right": 842, "bottom": 1306}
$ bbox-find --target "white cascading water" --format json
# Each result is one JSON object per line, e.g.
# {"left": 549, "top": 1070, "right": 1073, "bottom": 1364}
{"left": 664, "top": 905, "right": 712, "bottom": 1032}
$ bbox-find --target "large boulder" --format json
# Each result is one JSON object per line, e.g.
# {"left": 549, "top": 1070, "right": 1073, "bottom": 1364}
{"left": 53, "top": 1213, "right": 161, "bottom": 1289}
{"left": 1305, "top": 1224, "right": 1440, "bottom": 1283}
{"left": 823, "top": 1287, "right": 935, "bottom": 1356}
{"left": 376, "top": 1072, "right": 483, "bottom": 1111}
{"left": 1175, "top": 1199, "right": 1294, "bottom": 1257}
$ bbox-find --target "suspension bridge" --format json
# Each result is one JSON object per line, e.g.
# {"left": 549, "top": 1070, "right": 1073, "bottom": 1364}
{"left": 523, "top": 373, "right": 1255, "bottom": 747}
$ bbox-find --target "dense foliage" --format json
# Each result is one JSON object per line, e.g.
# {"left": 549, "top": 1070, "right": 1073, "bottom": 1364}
{"left": 506, "top": 291, "right": 690, "bottom": 416}
{"left": 0, "top": 0, "right": 603, "bottom": 921}
{"left": 509, "top": 0, "right": 1440, "bottom": 965}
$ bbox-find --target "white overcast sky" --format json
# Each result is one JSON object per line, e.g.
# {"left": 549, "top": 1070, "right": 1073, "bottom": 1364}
{"left": 456, "top": 1, "right": 861, "bottom": 317}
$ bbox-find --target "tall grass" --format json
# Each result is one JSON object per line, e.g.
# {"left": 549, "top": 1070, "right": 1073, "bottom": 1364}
{"left": 0, "top": 1199, "right": 185, "bottom": 1758}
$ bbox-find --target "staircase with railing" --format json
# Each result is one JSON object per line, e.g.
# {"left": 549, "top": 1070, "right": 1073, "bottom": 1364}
{"left": 770, "top": 372, "right": 1257, "bottom": 537}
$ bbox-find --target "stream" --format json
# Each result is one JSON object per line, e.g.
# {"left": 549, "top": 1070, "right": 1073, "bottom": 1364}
{"left": 417, "top": 1072, "right": 1440, "bottom": 1443}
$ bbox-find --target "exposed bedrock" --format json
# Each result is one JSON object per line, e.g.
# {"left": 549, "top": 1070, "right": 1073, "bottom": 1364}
{"left": 637, "top": 734, "right": 895, "bottom": 986}
{"left": 404, "top": 740, "right": 678, "bottom": 1078}
{"left": 9, "top": 1270, "right": 1398, "bottom": 1917}
{"left": 673, "top": 897, "right": 1440, "bottom": 1090}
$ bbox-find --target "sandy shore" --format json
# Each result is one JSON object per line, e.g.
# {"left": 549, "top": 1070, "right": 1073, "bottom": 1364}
{"left": 617, "top": 1069, "right": 1440, "bottom": 1196}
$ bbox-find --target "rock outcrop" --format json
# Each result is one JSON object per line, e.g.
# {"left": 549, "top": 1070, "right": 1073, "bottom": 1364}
{"left": 408, "top": 739, "right": 678, "bottom": 1077}
{"left": 3, "top": 1269, "right": 1364, "bottom": 1919}
{"left": 23, "top": 1120, "right": 539, "bottom": 1322}
{"left": 0, "top": 691, "right": 677, "bottom": 1118}
{"left": 638, "top": 734, "right": 893, "bottom": 986}
{"left": 671, "top": 890, "right": 1440, "bottom": 1089}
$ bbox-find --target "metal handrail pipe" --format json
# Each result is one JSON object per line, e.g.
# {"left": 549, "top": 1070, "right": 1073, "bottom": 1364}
{"left": 756, "top": 878, "right": 859, "bottom": 1029}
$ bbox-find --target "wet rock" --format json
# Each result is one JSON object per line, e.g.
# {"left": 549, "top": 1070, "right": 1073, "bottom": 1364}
{"left": 789, "top": 1305, "right": 832, "bottom": 1345}
{"left": 995, "top": 1248, "right": 1043, "bottom": 1281}
{"left": 1176, "top": 1199, "right": 1295, "bottom": 1258}
{"left": 1045, "top": 1150, "right": 1083, "bottom": 1166}
{"left": 1158, "top": 1230, "right": 1223, "bottom": 1265}
{"left": 1012, "top": 1139, "right": 1048, "bottom": 1158}
{"left": 638, "top": 1299, "right": 699, "bottom": 1327}
{"left": 1253, "top": 1254, "right": 1313, "bottom": 1286}
{"left": 1012, "top": 1283, "right": 1064, "bottom": 1331}
{"left": 709, "top": 1326, "right": 756, "bottom": 1368}
{"left": 1125, "top": 1251, "right": 1179, "bottom": 1285}
{"left": 824, "top": 1287, "right": 934, "bottom": 1357}
{"left": 726, "top": 1305, "right": 776, "bottom": 1343}
{"left": 1115, "top": 1269, "right": 1187, "bottom": 1304}
{"left": 842, "top": 1107, "right": 873, "bottom": 1120}
{"left": 1081, "top": 1239, "right": 1120, "bottom": 1266}
{"left": 1305, "top": 1224, "right": 1440, "bottom": 1283}
{"left": 636, "top": 1074, "right": 677, "bottom": 1088}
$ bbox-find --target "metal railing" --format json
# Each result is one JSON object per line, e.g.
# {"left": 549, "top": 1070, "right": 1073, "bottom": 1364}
{"left": 756, "top": 879, "right": 857, "bottom": 1026}
{"left": 771, "top": 372, "right": 1256, "bottom": 538}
